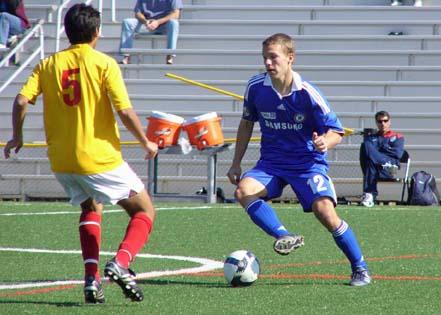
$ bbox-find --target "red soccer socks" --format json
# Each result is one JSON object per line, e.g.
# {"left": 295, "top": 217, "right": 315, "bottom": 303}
{"left": 79, "top": 211, "right": 102, "bottom": 280}
{"left": 115, "top": 212, "right": 153, "bottom": 268}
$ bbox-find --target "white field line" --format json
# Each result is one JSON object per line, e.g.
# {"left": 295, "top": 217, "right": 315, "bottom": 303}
{"left": 1, "top": 205, "right": 438, "bottom": 217}
{"left": 0, "top": 247, "right": 223, "bottom": 290}
{"left": 0, "top": 209, "right": 125, "bottom": 216}
{"left": 342, "top": 207, "right": 441, "bottom": 211}
{"left": 0, "top": 205, "right": 237, "bottom": 217}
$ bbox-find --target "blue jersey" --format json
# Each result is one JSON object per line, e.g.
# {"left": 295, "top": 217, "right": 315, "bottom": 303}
{"left": 135, "top": 0, "right": 183, "bottom": 19}
{"left": 243, "top": 71, "right": 344, "bottom": 171}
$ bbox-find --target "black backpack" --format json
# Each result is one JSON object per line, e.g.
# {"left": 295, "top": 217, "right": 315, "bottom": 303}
{"left": 407, "top": 171, "right": 440, "bottom": 206}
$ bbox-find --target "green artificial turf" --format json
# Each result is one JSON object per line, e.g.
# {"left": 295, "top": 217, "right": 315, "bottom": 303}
{"left": 1, "top": 202, "right": 440, "bottom": 314}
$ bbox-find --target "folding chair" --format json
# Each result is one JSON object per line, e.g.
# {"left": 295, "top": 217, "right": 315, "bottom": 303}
{"left": 377, "top": 150, "right": 411, "bottom": 204}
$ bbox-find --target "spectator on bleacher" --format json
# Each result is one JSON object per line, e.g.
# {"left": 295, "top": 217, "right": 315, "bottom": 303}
{"left": 119, "top": 0, "right": 183, "bottom": 65}
{"left": 227, "top": 33, "right": 371, "bottom": 287}
{"left": 0, "top": 0, "right": 30, "bottom": 49}
{"left": 359, "top": 111, "right": 405, "bottom": 207}
{"left": 391, "top": 0, "right": 423, "bottom": 6}
{"left": 4, "top": 4, "right": 158, "bottom": 304}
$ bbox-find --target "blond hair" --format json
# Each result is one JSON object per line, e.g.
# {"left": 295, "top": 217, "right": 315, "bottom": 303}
{"left": 262, "top": 33, "right": 295, "bottom": 55}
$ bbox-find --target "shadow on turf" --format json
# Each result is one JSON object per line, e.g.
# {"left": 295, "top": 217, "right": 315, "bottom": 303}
{"left": 263, "top": 280, "right": 346, "bottom": 286}
{"left": 139, "top": 278, "right": 227, "bottom": 287}
{"left": 138, "top": 278, "right": 345, "bottom": 287}
{"left": 0, "top": 299, "right": 82, "bottom": 307}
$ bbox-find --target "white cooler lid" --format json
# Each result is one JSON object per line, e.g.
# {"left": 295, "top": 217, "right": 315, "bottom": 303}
{"left": 150, "top": 111, "right": 184, "bottom": 124}
{"left": 183, "top": 112, "right": 218, "bottom": 126}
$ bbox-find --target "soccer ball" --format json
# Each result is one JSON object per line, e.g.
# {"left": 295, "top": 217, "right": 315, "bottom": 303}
{"left": 223, "top": 250, "right": 260, "bottom": 287}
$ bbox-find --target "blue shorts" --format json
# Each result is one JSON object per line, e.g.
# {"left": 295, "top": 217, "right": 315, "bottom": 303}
{"left": 242, "top": 166, "right": 337, "bottom": 212}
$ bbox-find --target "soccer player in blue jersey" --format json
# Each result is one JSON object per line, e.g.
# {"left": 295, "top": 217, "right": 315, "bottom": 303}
{"left": 227, "top": 33, "right": 371, "bottom": 286}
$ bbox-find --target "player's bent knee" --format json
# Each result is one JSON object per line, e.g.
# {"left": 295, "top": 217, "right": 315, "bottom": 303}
{"left": 234, "top": 185, "right": 256, "bottom": 201}
{"left": 313, "top": 196, "right": 334, "bottom": 209}
{"left": 80, "top": 198, "right": 103, "bottom": 214}
{"left": 235, "top": 182, "right": 267, "bottom": 205}
{"left": 118, "top": 189, "right": 156, "bottom": 220}
{"left": 313, "top": 197, "right": 340, "bottom": 231}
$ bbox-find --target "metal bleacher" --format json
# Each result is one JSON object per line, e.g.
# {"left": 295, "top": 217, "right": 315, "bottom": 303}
{"left": 1, "top": 0, "right": 441, "bottom": 202}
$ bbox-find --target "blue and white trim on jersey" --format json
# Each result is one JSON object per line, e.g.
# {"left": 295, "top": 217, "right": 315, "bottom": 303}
{"left": 302, "top": 81, "right": 331, "bottom": 114}
{"left": 262, "top": 70, "right": 303, "bottom": 95}
{"left": 244, "top": 73, "right": 266, "bottom": 101}
{"left": 245, "top": 71, "right": 305, "bottom": 101}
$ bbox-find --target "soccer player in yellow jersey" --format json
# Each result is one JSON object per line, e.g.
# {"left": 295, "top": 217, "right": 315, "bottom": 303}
{"left": 3, "top": 4, "right": 157, "bottom": 304}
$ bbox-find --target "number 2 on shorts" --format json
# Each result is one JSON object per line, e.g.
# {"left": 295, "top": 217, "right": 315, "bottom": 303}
{"left": 307, "top": 175, "right": 327, "bottom": 194}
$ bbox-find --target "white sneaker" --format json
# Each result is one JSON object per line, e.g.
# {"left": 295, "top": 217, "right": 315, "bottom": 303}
{"left": 0, "top": 43, "right": 7, "bottom": 49}
{"left": 414, "top": 0, "right": 423, "bottom": 6}
{"left": 361, "top": 193, "right": 374, "bottom": 208}
{"left": 7, "top": 35, "right": 18, "bottom": 46}
{"left": 350, "top": 268, "right": 372, "bottom": 287}
{"left": 391, "top": 0, "right": 403, "bottom": 5}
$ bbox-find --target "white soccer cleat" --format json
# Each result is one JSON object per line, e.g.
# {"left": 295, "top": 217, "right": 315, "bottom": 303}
{"left": 350, "top": 268, "right": 372, "bottom": 287}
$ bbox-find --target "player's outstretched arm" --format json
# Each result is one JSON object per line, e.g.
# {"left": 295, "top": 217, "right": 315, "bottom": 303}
{"left": 227, "top": 119, "right": 254, "bottom": 185}
{"left": 4, "top": 95, "right": 29, "bottom": 159}
{"left": 117, "top": 108, "right": 158, "bottom": 159}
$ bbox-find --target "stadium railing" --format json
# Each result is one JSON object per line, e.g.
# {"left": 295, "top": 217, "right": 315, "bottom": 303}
{"left": 0, "top": 19, "right": 45, "bottom": 95}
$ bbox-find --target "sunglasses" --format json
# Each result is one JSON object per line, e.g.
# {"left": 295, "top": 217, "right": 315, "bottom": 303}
{"left": 376, "top": 118, "right": 390, "bottom": 123}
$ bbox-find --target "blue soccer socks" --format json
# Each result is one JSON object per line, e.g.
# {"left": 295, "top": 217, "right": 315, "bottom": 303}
{"left": 246, "top": 199, "right": 290, "bottom": 238}
{"left": 332, "top": 220, "right": 368, "bottom": 272}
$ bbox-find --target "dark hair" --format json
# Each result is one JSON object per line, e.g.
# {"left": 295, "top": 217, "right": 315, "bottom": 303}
{"left": 64, "top": 4, "right": 100, "bottom": 45}
{"left": 375, "top": 110, "right": 390, "bottom": 120}
{"left": 5, "top": 0, "right": 20, "bottom": 11}
{"left": 262, "top": 33, "right": 295, "bottom": 55}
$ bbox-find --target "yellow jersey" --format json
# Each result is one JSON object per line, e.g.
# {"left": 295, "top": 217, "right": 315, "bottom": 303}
{"left": 20, "top": 44, "right": 131, "bottom": 174}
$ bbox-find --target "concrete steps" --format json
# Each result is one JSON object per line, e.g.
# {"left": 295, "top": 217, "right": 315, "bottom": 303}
{"left": 2, "top": 0, "right": 440, "bottom": 201}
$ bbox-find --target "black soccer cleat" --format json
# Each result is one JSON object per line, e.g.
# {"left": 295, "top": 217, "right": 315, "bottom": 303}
{"left": 104, "top": 258, "right": 144, "bottom": 302}
{"left": 84, "top": 276, "right": 105, "bottom": 304}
